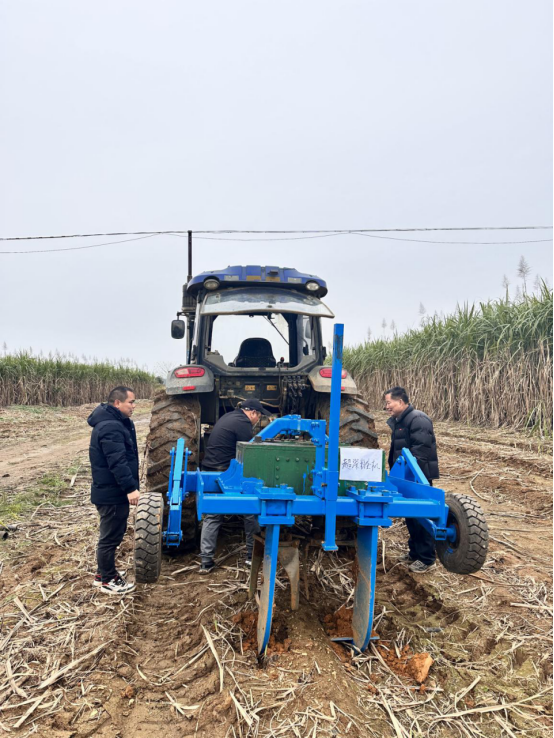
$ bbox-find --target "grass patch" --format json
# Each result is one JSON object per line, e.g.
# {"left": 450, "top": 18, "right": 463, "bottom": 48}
{"left": 0, "top": 470, "right": 75, "bottom": 521}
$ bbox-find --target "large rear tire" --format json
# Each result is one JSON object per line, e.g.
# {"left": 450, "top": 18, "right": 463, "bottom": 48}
{"left": 135, "top": 492, "right": 163, "bottom": 583}
{"left": 146, "top": 389, "right": 201, "bottom": 551}
{"left": 436, "top": 493, "right": 488, "bottom": 575}
{"left": 316, "top": 395, "right": 379, "bottom": 449}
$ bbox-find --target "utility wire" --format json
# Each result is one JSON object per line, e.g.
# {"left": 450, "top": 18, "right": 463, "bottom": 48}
{"left": 0, "top": 227, "right": 551, "bottom": 254}
{"left": 0, "top": 226, "right": 552, "bottom": 241}
{"left": 190, "top": 232, "right": 552, "bottom": 245}
{"left": 349, "top": 232, "right": 553, "bottom": 245}
{"left": 0, "top": 234, "right": 158, "bottom": 254}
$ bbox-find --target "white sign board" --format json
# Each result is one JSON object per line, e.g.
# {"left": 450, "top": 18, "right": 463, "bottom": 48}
{"left": 339, "top": 448, "right": 384, "bottom": 483}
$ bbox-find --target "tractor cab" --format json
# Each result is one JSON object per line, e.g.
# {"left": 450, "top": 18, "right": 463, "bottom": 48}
{"left": 166, "top": 266, "right": 357, "bottom": 421}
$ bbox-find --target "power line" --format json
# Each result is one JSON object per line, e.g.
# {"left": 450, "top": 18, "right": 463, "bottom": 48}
{"left": 349, "top": 232, "right": 553, "bottom": 245}
{"left": 190, "top": 232, "right": 552, "bottom": 245}
{"left": 189, "top": 232, "right": 354, "bottom": 242}
{"left": 0, "top": 227, "right": 551, "bottom": 254}
{"left": 0, "top": 234, "right": 158, "bottom": 254}
{"left": 0, "top": 225, "right": 552, "bottom": 241}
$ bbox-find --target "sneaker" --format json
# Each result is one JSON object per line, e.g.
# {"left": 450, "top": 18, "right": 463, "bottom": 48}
{"left": 199, "top": 561, "right": 215, "bottom": 574}
{"left": 244, "top": 558, "right": 252, "bottom": 567}
{"left": 93, "top": 570, "right": 126, "bottom": 587}
{"left": 408, "top": 560, "right": 436, "bottom": 574}
{"left": 100, "top": 575, "right": 135, "bottom": 595}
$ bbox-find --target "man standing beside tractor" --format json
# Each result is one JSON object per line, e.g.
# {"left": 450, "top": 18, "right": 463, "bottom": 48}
{"left": 199, "top": 398, "right": 272, "bottom": 573}
{"left": 88, "top": 386, "right": 140, "bottom": 594}
{"left": 385, "top": 386, "right": 439, "bottom": 573}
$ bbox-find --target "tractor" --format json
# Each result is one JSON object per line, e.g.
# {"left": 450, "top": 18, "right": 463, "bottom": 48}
{"left": 136, "top": 257, "right": 378, "bottom": 579}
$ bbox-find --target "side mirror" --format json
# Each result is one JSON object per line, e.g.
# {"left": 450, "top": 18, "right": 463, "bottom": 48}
{"left": 171, "top": 319, "right": 185, "bottom": 339}
{"left": 322, "top": 347, "right": 327, "bottom": 361}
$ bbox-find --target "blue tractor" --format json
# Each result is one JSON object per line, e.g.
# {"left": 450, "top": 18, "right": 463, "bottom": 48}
{"left": 135, "top": 261, "right": 379, "bottom": 581}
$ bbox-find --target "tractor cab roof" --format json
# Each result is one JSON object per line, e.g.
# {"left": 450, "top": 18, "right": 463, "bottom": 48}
{"left": 186, "top": 265, "right": 327, "bottom": 298}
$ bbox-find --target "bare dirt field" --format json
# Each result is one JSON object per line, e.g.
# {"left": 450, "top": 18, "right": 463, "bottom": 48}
{"left": 0, "top": 402, "right": 552, "bottom": 737}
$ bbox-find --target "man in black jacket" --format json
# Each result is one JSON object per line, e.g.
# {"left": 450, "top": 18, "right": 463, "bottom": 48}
{"left": 88, "top": 386, "right": 140, "bottom": 594}
{"left": 199, "top": 399, "right": 271, "bottom": 573}
{"left": 385, "top": 386, "right": 439, "bottom": 573}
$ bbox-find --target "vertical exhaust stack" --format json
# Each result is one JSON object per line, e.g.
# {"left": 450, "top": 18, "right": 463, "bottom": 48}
{"left": 182, "top": 230, "right": 196, "bottom": 363}
{"left": 187, "top": 230, "right": 193, "bottom": 285}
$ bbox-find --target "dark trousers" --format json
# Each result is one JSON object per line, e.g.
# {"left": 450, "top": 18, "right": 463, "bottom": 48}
{"left": 199, "top": 463, "right": 260, "bottom": 564}
{"left": 406, "top": 519, "right": 436, "bottom": 565}
{"left": 95, "top": 503, "right": 129, "bottom": 582}
{"left": 200, "top": 514, "right": 260, "bottom": 565}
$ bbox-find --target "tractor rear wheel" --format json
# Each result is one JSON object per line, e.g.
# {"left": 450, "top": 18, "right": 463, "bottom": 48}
{"left": 316, "top": 395, "right": 379, "bottom": 448}
{"left": 436, "top": 493, "right": 488, "bottom": 575}
{"left": 146, "top": 389, "right": 201, "bottom": 551}
{"left": 135, "top": 492, "right": 163, "bottom": 583}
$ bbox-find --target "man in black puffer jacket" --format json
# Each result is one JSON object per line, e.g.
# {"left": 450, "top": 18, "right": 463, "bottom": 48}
{"left": 88, "top": 386, "right": 140, "bottom": 594}
{"left": 385, "top": 386, "right": 439, "bottom": 574}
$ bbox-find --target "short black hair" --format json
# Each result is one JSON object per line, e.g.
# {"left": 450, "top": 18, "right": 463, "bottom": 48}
{"left": 108, "top": 386, "right": 134, "bottom": 404}
{"left": 384, "top": 386, "right": 409, "bottom": 404}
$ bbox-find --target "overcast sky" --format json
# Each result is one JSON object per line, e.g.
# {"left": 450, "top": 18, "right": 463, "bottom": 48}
{"left": 1, "top": 1, "right": 552, "bottom": 373}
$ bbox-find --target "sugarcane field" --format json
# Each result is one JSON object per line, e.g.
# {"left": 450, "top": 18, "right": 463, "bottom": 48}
{"left": 1, "top": 3, "right": 553, "bottom": 737}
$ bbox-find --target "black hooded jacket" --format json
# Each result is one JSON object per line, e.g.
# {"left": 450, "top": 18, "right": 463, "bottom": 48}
{"left": 88, "top": 404, "right": 139, "bottom": 505}
{"left": 387, "top": 404, "right": 439, "bottom": 481}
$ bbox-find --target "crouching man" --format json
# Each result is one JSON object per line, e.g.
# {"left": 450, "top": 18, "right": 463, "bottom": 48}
{"left": 385, "top": 386, "right": 439, "bottom": 574}
{"left": 88, "top": 386, "right": 140, "bottom": 594}
{"left": 199, "top": 399, "right": 271, "bottom": 573}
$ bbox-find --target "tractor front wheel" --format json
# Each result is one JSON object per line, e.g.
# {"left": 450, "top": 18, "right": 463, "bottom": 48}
{"left": 436, "top": 493, "right": 488, "bottom": 575}
{"left": 135, "top": 492, "right": 163, "bottom": 583}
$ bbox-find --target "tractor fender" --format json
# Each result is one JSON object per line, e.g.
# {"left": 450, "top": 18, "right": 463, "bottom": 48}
{"left": 165, "top": 365, "right": 215, "bottom": 396}
{"left": 307, "top": 366, "right": 357, "bottom": 395}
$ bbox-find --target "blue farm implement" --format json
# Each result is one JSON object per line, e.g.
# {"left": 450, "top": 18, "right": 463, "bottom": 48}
{"left": 135, "top": 324, "right": 489, "bottom": 655}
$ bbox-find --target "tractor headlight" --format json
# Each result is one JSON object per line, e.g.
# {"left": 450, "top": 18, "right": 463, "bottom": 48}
{"left": 305, "top": 281, "right": 319, "bottom": 292}
{"left": 204, "top": 278, "right": 220, "bottom": 291}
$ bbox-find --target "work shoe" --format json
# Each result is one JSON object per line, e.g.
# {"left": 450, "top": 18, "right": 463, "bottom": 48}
{"left": 199, "top": 561, "right": 215, "bottom": 574}
{"left": 93, "top": 570, "right": 126, "bottom": 587}
{"left": 408, "top": 560, "right": 436, "bottom": 574}
{"left": 100, "top": 575, "right": 135, "bottom": 595}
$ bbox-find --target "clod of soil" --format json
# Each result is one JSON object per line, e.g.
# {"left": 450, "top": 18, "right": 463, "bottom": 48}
{"left": 406, "top": 652, "right": 434, "bottom": 683}
{"left": 233, "top": 610, "right": 257, "bottom": 652}
{"left": 233, "top": 609, "right": 291, "bottom": 654}
{"left": 323, "top": 605, "right": 353, "bottom": 638}
{"left": 378, "top": 644, "right": 434, "bottom": 684}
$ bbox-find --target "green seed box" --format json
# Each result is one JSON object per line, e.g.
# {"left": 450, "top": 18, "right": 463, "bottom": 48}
{"left": 236, "top": 440, "right": 385, "bottom": 495}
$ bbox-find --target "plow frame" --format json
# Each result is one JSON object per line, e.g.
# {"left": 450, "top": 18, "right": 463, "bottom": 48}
{"left": 163, "top": 324, "right": 456, "bottom": 653}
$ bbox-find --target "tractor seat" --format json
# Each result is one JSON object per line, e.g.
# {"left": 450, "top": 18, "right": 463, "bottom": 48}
{"left": 234, "top": 338, "right": 277, "bottom": 368}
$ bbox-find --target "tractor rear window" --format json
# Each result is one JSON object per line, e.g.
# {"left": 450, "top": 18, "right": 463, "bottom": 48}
{"left": 204, "top": 313, "right": 318, "bottom": 369}
{"left": 200, "top": 289, "right": 334, "bottom": 318}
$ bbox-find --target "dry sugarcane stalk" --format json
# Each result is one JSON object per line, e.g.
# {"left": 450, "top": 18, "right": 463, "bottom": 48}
{"left": 431, "top": 687, "right": 551, "bottom": 722}
{"left": 36, "top": 642, "right": 107, "bottom": 690}
{"left": 12, "top": 692, "right": 49, "bottom": 729}
{"left": 5, "top": 660, "right": 28, "bottom": 700}
{"left": 201, "top": 625, "right": 224, "bottom": 692}
{"left": 453, "top": 676, "right": 481, "bottom": 709}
